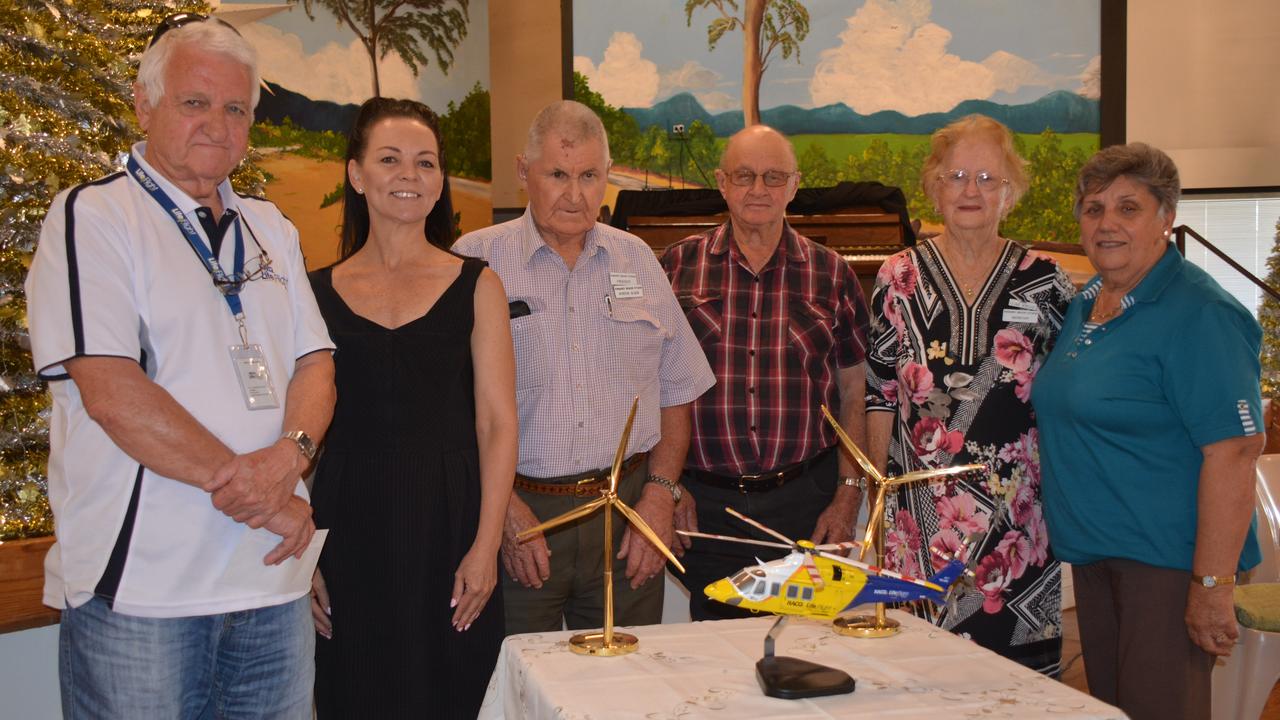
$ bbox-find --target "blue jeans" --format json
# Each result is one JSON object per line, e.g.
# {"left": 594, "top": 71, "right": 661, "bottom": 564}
{"left": 59, "top": 595, "right": 313, "bottom": 720}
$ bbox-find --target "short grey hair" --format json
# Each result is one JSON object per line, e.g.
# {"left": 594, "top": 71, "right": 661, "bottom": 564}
{"left": 524, "top": 100, "right": 610, "bottom": 163}
{"left": 1073, "top": 142, "right": 1180, "bottom": 220}
{"left": 137, "top": 19, "right": 260, "bottom": 109}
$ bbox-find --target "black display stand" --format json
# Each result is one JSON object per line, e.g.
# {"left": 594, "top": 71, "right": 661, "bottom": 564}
{"left": 754, "top": 616, "right": 856, "bottom": 700}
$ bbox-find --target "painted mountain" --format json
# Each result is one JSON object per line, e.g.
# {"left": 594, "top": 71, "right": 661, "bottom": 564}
{"left": 624, "top": 90, "right": 1099, "bottom": 136}
{"left": 254, "top": 81, "right": 359, "bottom": 134}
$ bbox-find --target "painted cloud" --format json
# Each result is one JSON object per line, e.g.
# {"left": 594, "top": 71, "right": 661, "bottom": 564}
{"left": 809, "top": 0, "right": 1054, "bottom": 116}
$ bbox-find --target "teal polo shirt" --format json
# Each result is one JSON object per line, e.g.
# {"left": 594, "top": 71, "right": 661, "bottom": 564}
{"left": 1032, "top": 244, "right": 1262, "bottom": 572}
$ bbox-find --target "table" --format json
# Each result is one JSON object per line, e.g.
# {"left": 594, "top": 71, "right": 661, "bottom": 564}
{"left": 478, "top": 611, "right": 1124, "bottom": 719}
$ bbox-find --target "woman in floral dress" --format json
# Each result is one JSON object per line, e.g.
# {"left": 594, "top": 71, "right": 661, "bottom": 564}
{"left": 865, "top": 115, "right": 1075, "bottom": 675}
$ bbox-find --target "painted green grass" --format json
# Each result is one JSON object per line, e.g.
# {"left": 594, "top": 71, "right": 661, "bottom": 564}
{"left": 779, "top": 132, "right": 1099, "bottom": 159}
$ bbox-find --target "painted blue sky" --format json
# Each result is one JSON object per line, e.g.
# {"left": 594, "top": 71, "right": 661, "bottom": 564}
{"left": 217, "top": 0, "right": 489, "bottom": 111}
{"left": 573, "top": 0, "right": 1100, "bottom": 113}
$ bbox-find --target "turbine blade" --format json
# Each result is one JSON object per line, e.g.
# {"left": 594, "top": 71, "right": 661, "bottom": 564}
{"left": 886, "top": 463, "right": 987, "bottom": 488}
{"left": 725, "top": 507, "right": 796, "bottom": 546}
{"left": 615, "top": 499, "right": 685, "bottom": 573}
{"left": 860, "top": 486, "right": 887, "bottom": 560}
{"left": 820, "top": 404, "right": 884, "bottom": 483}
{"left": 677, "top": 530, "right": 793, "bottom": 551}
{"left": 608, "top": 397, "right": 640, "bottom": 494}
{"left": 516, "top": 497, "right": 607, "bottom": 540}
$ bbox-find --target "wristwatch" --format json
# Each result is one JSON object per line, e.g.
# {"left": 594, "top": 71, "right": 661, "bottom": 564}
{"left": 646, "top": 473, "right": 683, "bottom": 503}
{"left": 841, "top": 476, "right": 867, "bottom": 490}
{"left": 282, "top": 430, "right": 317, "bottom": 462}
{"left": 1191, "top": 573, "right": 1236, "bottom": 589}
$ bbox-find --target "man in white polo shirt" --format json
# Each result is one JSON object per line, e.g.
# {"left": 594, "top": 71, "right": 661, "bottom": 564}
{"left": 25, "top": 15, "right": 335, "bottom": 719}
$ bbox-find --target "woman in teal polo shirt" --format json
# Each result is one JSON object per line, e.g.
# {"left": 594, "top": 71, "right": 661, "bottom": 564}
{"left": 1032, "top": 143, "right": 1263, "bottom": 720}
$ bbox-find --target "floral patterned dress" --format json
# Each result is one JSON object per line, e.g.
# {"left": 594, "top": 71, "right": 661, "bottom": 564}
{"left": 866, "top": 237, "right": 1075, "bottom": 675}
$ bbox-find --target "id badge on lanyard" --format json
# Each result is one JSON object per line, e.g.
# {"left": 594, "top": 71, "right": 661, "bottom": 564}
{"left": 129, "top": 155, "right": 281, "bottom": 410}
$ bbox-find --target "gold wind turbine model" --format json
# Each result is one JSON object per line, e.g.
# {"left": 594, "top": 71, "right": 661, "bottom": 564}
{"left": 517, "top": 396, "right": 684, "bottom": 656}
{"left": 819, "top": 405, "right": 985, "bottom": 637}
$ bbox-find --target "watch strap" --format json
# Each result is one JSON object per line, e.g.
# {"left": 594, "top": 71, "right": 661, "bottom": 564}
{"left": 1191, "top": 573, "right": 1236, "bottom": 588}
{"left": 646, "top": 473, "right": 682, "bottom": 502}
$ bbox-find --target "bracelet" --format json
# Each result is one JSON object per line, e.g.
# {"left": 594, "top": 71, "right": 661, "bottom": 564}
{"left": 646, "top": 473, "right": 683, "bottom": 503}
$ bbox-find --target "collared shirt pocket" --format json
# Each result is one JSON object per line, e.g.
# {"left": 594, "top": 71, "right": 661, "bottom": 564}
{"left": 606, "top": 302, "right": 668, "bottom": 386}
{"left": 788, "top": 299, "right": 837, "bottom": 381}
{"left": 676, "top": 292, "right": 723, "bottom": 345}
{"left": 509, "top": 296, "right": 550, "bottom": 392}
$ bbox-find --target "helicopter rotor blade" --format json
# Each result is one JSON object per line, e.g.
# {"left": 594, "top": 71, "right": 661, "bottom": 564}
{"left": 725, "top": 507, "right": 797, "bottom": 547}
{"left": 820, "top": 404, "right": 884, "bottom": 484}
{"left": 815, "top": 549, "right": 942, "bottom": 592}
{"left": 815, "top": 540, "right": 865, "bottom": 554}
{"left": 614, "top": 498, "right": 685, "bottom": 573}
{"left": 516, "top": 496, "right": 608, "bottom": 540}
{"left": 608, "top": 397, "right": 640, "bottom": 495}
{"left": 801, "top": 552, "right": 826, "bottom": 590}
{"left": 676, "top": 530, "right": 793, "bottom": 551}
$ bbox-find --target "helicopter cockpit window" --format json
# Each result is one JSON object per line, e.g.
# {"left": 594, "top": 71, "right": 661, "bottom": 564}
{"left": 769, "top": 582, "right": 781, "bottom": 596}
{"left": 732, "top": 568, "right": 767, "bottom": 596}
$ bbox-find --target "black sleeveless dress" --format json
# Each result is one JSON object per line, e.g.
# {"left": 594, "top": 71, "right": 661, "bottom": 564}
{"left": 309, "top": 257, "right": 503, "bottom": 718}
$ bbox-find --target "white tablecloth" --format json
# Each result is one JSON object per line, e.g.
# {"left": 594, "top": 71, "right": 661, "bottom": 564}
{"left": 479, "top": 611, "right": 1124, "bottom": 719}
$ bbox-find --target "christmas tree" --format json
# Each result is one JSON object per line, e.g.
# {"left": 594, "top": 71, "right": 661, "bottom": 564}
{"left": 0, "top": 0, "right": 265, "bottom": 539}
{"left": 1260, "top": 219, "right": 1280, "bottom": 398}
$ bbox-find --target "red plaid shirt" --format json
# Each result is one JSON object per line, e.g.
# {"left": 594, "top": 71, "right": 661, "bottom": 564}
{"left": 660, "top": 222, "right": 870, "bottom": 475}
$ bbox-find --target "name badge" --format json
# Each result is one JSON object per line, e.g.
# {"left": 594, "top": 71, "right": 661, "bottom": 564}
{"left": 610, "top": 272, "right": 638, "bottom": 287}
{"left": 1002, "top": 307, "right": 1040, "bottom": 323}
{"left": 614, "top": 285, "right": 643, "bottom": 299}
{"left": 1008, "top": 298, "right": 1038, "bottom": 309}
{"left": 229, "top": 344, "right": 281, "bottom": 410}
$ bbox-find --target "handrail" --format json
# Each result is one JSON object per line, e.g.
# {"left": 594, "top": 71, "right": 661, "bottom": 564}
{"left": 1173, "top": 225, "right": 1280, "bottom": 303}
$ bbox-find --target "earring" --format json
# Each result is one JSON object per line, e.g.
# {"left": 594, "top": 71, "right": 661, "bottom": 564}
{"left": 355, "top": 187, "right": 364, "bottom": 195}
{"left": 1163, "top": 229, "right": 1170, "bottom": 237}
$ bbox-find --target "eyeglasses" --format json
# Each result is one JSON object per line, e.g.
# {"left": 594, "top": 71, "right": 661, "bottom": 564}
{"left": 213, "top": 250, "right": 275, "bottom": 296}
{"left": 938, "top": 169, "right": 1008, "bottom": 192}
{"left": 726, "top": 169, "right": 797, "bottom": 188}
{"left": 148, "top": 12, "right": 241, "bottom": 49}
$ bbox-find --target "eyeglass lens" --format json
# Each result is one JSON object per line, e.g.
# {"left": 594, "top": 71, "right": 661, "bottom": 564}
{"left": 729, "top": 170, "right": 793, "bottom": 187}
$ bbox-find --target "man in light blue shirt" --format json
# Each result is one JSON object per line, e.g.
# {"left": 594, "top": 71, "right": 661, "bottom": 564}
{"left": 453, "top": 101, "right": 714, "bottom": 634}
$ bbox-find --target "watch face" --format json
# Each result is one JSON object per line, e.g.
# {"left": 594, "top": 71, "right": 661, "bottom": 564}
{"left": 1203, "top": 576, "right": 1217, "bottom": 588}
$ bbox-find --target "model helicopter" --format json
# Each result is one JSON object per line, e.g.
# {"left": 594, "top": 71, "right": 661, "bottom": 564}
{"left": 680, "top": 508, "right": 967, "bottom": 621}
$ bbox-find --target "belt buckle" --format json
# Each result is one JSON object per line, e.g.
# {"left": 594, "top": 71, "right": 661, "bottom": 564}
{"left": 736, "top": 472, "right": 765, "bottom": 494}
{"left": 575, "top": 475, "right": 601, "bottom": 497}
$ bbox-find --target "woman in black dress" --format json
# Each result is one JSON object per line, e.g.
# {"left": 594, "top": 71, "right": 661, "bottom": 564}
{"left": 307, "top": 98, "right": 517, "bottom": 718}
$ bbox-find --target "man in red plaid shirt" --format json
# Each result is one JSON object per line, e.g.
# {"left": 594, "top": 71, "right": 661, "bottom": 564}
{"left": 660, "top": 125, "right": 871, "bottom": 620}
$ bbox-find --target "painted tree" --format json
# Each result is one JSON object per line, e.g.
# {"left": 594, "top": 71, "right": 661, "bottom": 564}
{"left": 685, "top": 0, "right": 809, "bottom": 126}
{"left": 1258, "top": 219, "right": 1280, "bottom": 398}
{"left": 297, "top": 0, "right": 468, "bottom": 98}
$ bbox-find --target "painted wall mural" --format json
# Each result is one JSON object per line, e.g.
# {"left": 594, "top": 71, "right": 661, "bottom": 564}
{"left": 573, "top": 0, "right": 1101, "bottom": 242}
{"left": 216, "top": 0, "right": 492, "bottom": 267}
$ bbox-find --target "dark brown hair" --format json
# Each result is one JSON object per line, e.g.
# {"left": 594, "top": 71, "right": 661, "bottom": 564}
{"left": 339, "top": 97, "right": 455, "bottom": 259}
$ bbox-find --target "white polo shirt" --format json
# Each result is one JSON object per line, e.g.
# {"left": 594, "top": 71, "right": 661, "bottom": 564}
{"left": 26, "top": 143, "right": 334, "bottom": 617}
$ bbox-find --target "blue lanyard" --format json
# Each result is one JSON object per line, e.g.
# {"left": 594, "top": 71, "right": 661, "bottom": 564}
{"left": 127, "top": 155, "right": 246, "bottom": 321}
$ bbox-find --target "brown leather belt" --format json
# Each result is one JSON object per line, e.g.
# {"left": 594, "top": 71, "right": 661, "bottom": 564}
{"left": 685, "top": 447, "right": 834, "bottom": 494}
{"left": 514, "top": 453, "right": 648, "bottom": 496}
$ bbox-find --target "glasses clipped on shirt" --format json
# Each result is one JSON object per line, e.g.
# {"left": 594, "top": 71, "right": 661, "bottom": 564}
{"left": 938, "top": 169, "right": 1009, "bottom": 192}
{"left": 726, "top": 169, "right": 797, "bottom": 188}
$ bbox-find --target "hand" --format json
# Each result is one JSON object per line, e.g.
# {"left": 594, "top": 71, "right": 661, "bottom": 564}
{"left": 311, "top": 569, "right": 332, "bottom": 639}
{"left": 1185, "top": 583, "right": 1239, "bottom": 656}
{"left": 452, "top": 544, "right": 499, "bottom": 631}
{"left": 500, "top": 495, "right": 552, "bottom": 588}
{"left": 672, "top": 489, "right": 697, "bottom": 556}
{"left": 261, "top": 495, "right": 315, "bottom": 565}
{"left": 617, "top": 484, "right": 675, "bottom": 589}
{"left": 810, "top": 486, "right": 860, "bottom": 545}
{"left": 211, "top": 439, "right": 303, "bottom": 527}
